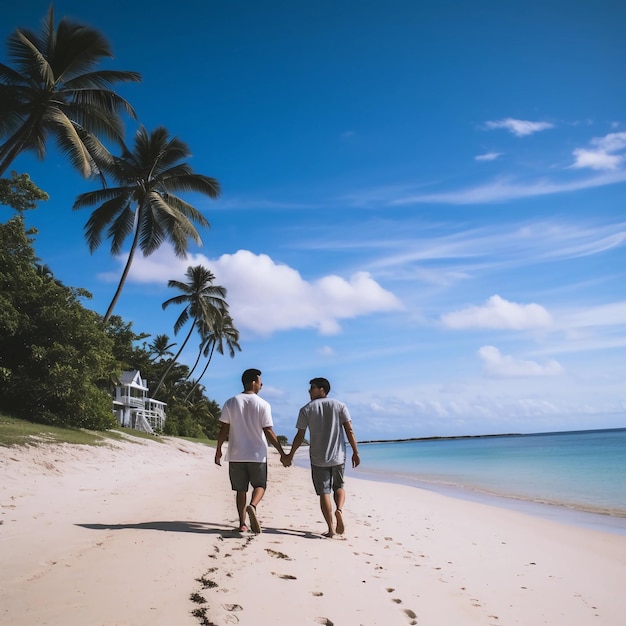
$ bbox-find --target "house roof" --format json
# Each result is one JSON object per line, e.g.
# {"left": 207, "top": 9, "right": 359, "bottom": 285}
{"left": 119, "top": 370, "right": 147, "bottom": 390}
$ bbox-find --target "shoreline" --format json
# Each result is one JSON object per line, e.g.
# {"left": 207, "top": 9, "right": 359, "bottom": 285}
{"left": 2, "top": 436, "right": 626, "bottom": 625}
{"left": 295, "top": 446, "right": 626, "bottom": 536}
{"left": 348, "top": 464, "right": 626, "bottom": 536}
{"left": 357, "top": 424, "right": 626, "bottom": 445}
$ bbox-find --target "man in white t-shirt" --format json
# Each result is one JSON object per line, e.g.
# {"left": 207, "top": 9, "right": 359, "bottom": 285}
{"left": 215, "top": 368, "right": 287, "bottom": 533}
{"left": 285, "top": 377, "right": 360, "bottom": 537}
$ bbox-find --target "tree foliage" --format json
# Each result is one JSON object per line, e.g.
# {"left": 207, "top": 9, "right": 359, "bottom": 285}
{"left": 0, "top": 9, "right": 231, "bottom": 439}
{"left": 0, "top": 216, "right": 116, "bottom": 428}
{"left": 154, "top": 265, "right": 229, "bottom": 395}
{"left": 0, "top": 5, "right": 140, "bottom": 177}
{"left": 73, "top": 126, "right": 220, "bottom": 323}
{"left": 0, "top": 215, "right": 225, "bottom": 437}
{"left": 0, "top": 171, "right": 49, "bottom": 212}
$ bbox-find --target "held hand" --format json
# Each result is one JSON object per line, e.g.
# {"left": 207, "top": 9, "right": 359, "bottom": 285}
{"left": 280, "top": 453, "right": 291, "bottom": 467}
{"left": 352, "top": 452, "right": 360, "bottom": 468}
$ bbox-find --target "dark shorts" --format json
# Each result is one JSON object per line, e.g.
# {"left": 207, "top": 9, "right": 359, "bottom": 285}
{"left": 229, "top": 462, "right": 268, "bottom": 492}
{"left": 311, "top": 464, "right": 345, "bottom": 495}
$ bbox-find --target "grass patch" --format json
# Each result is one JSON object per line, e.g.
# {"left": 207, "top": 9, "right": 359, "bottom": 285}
{"left": 0, "top": 413, "right": 217, "bottom": 449}
{"left": 0, "top": 414, "right": 104, "bottom": 447}
{"left": 0, "top": 414, "right": 163, "bottom": 448}
{"left": 178, "top": 435, "right": 216, "bottom": 446}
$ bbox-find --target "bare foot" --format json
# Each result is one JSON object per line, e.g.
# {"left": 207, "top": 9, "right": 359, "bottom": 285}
{"left": 322, "top": 530, "right": 335, "bottom": 538}
{"left": 335, "top": 509, "right": 345, "bottom": 534}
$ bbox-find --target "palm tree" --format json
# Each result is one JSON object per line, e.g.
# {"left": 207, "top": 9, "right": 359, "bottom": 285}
{"left": 184, "top": 311, "right": 240, "bottom": 402}
{"left": 147, "top": 334, "right": 176, "bottom": 362}
{"left": 73, "top": 126, "right": 220, "bottom": 323}
{"left": 153, "top": 265, "right": 228, "bottom": 396}
{"left": 0, "top": 6, "right": 140, "bottom": 177}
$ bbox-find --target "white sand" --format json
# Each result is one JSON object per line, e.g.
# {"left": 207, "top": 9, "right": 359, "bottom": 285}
{"left": 2, "top": 434, "right": 625, "bottom": 626}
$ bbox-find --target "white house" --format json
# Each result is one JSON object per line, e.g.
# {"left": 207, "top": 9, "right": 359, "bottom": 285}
{"left": 113, "top": 370, "right": 166, "bottom": 434}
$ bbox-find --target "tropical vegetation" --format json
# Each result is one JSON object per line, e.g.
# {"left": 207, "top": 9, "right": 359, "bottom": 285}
{"left": 0, "top": 7, "right": 238, "bottom": 439}
{"left": 73, "top": 126, "right": 220, "bottom": 323}
{"left": 0, "top": 5, "right": 140, "bottom": 178}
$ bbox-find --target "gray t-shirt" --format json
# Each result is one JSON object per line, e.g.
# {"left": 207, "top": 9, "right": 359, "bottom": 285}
{"left": 296, "top": 397, "right": 351, "bottom": 467}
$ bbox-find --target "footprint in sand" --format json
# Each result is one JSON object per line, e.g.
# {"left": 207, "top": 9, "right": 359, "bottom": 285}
{"left": 315, "top": 619, "right": 334, "bottom": 626}
{"left": 273, "top": 573, "right": 297, "bottom": 580}
{"left": 265, "top": 548, "right": 291, "bottom": 560}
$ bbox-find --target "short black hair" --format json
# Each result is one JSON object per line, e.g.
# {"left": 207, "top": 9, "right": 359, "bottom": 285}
{"left": 242, "top": 368, "right": 261, "bottom": 388}
{"left": 309, "top": 377, "right": 330, "bottom": 394}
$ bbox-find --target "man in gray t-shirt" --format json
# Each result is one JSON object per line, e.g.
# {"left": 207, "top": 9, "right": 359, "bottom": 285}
{"left": 286, "top": 377, "right": 360, "bottom": 537}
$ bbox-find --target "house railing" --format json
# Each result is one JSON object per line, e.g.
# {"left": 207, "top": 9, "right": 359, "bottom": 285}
{"left": 132, "top": 409, "right": 165, "bottom": 434}
{"left": 118, "top": 395, "right": 145, "bottom": 409}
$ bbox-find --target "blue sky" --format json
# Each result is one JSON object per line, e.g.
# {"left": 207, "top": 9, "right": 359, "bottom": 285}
{"left": 2, "top": 0, "right": 625, "bottom": 440}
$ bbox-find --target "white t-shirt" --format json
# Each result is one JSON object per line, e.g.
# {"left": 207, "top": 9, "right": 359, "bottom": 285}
{"left": 220, "top": 392, "right": 273, "bottom": 462}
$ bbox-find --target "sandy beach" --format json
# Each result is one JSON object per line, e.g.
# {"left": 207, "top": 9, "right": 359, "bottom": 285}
{"left": 2, "top": 434, "right": 625, "bottom": 626}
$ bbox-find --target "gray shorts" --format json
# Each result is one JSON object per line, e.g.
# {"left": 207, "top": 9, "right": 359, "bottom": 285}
{"left": 311, "top": 464, "right": 345, "bottom": 495}
{"left": 229, "top": 462, "right": 267, "bottom": 492}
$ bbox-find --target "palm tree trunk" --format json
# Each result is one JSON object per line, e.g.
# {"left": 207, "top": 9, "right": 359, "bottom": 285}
{"left": 184, "top": 347, "right": 204, "bottom": 381}
{"left": 0, "top": 126, "right": 33, "bottom": 176}
{"left": 184, "top": 342, "right": 216, "bottom": 402}
{"left": 102, "top": 222, "right": 140, "bottom": 324}
{"left": 153, "top": 321, "right": 196, "bottom": 396}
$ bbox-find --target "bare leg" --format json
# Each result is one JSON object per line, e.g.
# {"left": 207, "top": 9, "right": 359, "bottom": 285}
{"left": 320, "top": 493, "right": 335, "bottom": 537}
{"left": 236, "top": 491, "right": 247, "bottom": 527}
{"left": 250, "top": 486, "right": 265, "bottom": 508}
{"left": 334, "top": 488, "right": 346, "bottom": 534}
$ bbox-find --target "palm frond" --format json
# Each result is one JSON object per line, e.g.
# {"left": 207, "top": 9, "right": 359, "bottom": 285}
{"left": 83, "top": 195, "right": 131, "bottom": 252}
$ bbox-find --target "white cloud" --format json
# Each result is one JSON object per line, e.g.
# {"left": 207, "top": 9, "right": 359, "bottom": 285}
{"left": 475, "top": 152, "right": 502, "bottom": 161}
{"left": 571, "top": 132, "right": 626, "bottom": 171}
{"left": 441, "top": 295, "right": 552, "bottom": 330}
{"left": 317, "top": 345, "right": 336, "bottom": 356}
{"left": 211, "top": 250, "right": 403, "bottom": 335}
{"left": 478, "top": 345, "right": 563, "bottom": 378}
{"left": 112, "top": 247, "right": 403, "bottom": 336}
{"left": 484, "top": 118, "right": 554, "bottom": 137}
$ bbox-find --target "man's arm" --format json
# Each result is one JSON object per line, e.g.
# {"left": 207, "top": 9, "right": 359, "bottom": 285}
{"left": 214, "top": 422, "right": 229, "bottom": 466}
{"left": 263, "top": 426, "right": 288, "bottom": 463}
{"left": 286, "top": 428, "right": 307, "bottom": 465}
{"left": 343, "top": 421, "right": 360, "bottom": 468}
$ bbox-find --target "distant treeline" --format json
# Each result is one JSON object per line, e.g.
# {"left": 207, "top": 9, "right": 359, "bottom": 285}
{"left": 358, "top": 433, "right": 522, "bottom": 445}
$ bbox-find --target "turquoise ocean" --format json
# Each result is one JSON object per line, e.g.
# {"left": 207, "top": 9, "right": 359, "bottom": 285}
{"left": 340, "top": 428, "right": 626, "bottom": 535}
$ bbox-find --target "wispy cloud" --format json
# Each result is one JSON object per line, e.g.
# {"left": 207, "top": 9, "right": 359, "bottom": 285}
{"left": 317, "top": 345, "right": 336, "bottom": 356}
{"left": 558, "top": 301, "right": 626, "bottom": 331}
{"left": 441, "top": 295, "right": 552, "bottom": 330}
{"left": 212, "top": 196, "right": 319, "bottom": 211}
{"left": 478, "top": 345, "right": 563, "bottom": 378}
{"left": 475, "top": 152, "right": 502, "bottom": 161}
{"left": 365, "top": 220, "right": 626, "bottom": 277}
{"left": 390, "top": 170, "right": 626, "bottom": 205}
{"left": 571, "top": 132, "right": 626, "bottom": 171}
{"left": 484, "top": 118, "right": 555, "bottom": 137}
